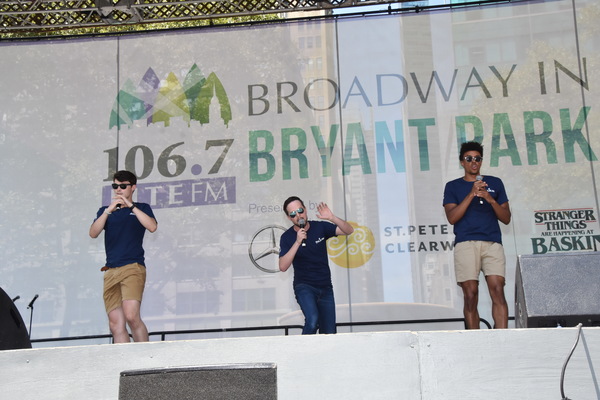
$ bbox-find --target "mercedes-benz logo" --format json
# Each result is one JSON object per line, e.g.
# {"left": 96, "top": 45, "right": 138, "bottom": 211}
{"left": 248, "top": 225, "right": 287, "bottom": 273}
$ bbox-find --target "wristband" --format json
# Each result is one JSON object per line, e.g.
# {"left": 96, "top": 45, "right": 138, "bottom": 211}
{"left": 130, "top": 203, "right": 137, "bottom": 210}
{"left": 104, "top": 210, "right": 111, "bottom": 215}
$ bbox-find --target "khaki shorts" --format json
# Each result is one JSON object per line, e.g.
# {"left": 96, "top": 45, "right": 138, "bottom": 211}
{"left": 454, "top": 241, "right": 506, "bottom": 283}
{"left": 103, "top": 263, "right": 146, "bottom": 314}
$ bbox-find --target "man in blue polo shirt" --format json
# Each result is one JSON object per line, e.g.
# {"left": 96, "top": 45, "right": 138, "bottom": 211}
{"left": 443, "top": 141, "right": 511, "bottom": 329}
{"left": 90, "top": 170, "right": 157, "bottom": 343}
{"left": 279, "top": 196, "right": 354, "bottom": 334}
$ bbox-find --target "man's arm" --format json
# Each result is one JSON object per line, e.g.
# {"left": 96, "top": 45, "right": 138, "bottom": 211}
{"left": 444, "top": 199, "right": 470, "bottom": 225}
{"left": 333, "top": 216, "right": 354, "bottom": 236}
{"left": 279, "top": 241, "right": 300, "bottom": 272}
{"left": 89, "top": 211, "right": 108, "bottom": 238}
{"left": 316, "top": 202, "right": 354, "bottom": 236}
{"left": 444, "top": 179, "right": 482, "bottom": 225}
{"left": 477, "top": 182, "right": 511, "bottom": 225}
{"left": 445, "top": 182, "right": 511, "bottom": 225}
{"left": 89, "top": 201, "right": 157, "bottom": 238}
{"left": 90, "top": 199, "right": 123, "bottom": 238}
{"left": 131, "top": 206, "right": 158, "bottom": 233}
{"left": 445, "top": 199, "right": 511, "bottom": 226}
{"left": 279, "top": 230, "right": 305, "bottom": 272}
{"left": 120, "top": 197, "right": 157, "bottom": 233}
{"left": 490, "top": 200, "right": 511, "bottom": 225}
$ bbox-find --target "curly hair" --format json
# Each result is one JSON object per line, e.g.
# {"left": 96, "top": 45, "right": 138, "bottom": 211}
{"left": 459, "top": 141, "right": 483, "bottom": 160}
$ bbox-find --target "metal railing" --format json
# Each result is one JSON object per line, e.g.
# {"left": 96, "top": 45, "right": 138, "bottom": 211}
{"left": 30, "top": 317, "right": 494, "bottom": 346}
{"left": 0, "top": 0, "right": 420, "bottom": 33}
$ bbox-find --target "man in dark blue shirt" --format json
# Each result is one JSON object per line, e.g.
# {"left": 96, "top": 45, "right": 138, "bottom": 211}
{"left": 90, "top": 170, "right": 157, "bottom": 343}
{"left": 279, "top": 196, "right": 354, "bottom": 334}
{"left": 443, "top": 141, "right": 511, "bottom": 329}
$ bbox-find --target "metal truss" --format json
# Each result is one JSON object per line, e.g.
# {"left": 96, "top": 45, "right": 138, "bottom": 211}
{"left": 0, "top": 0, "right": 414, "bottom": 33}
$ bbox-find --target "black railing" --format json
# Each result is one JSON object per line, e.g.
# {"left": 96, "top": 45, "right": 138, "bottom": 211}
{"left": 30, "top": 317, "right": 495, "bottom": 346}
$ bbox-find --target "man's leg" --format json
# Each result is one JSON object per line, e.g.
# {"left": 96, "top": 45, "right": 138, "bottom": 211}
{"left": 454, "top": 242, "right": 483, "bottom": 329}
{"left": 108, "top": 307, "right": 131, "bottom": 343}
{"left": 459, "top": 280, "right": 480, "bottom": 329}
{"left": 104, "top": 269, "right": 130, "bottom": 343}
{"left": 119, "top": 263, "right": 149, "bottom": 342}
{"left": 294, "top": 284, "right": 320, "bottom": 334}
{"left": 122, "top": 299, "right": 149, "bottom": 342}
{"left": 485, "top": 275, "right": 508, "bottom": 329}
{"left": 316, "top": 286, "right": 336, "bottom": 334}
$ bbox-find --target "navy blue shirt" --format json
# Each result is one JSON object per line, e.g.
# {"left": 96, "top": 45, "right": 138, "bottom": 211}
{"left": 279, "top": 220, "right": 338, "bottom": 288}
{"left": 443, "top": 175, "right": 508, "bottom": 244}
{"left": 94, "top": 203, "right": 156, "bottom": 268}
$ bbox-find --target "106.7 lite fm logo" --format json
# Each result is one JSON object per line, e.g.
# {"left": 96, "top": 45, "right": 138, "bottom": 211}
{"left": 102, "top": 64, "right": 235, "bottom": 209}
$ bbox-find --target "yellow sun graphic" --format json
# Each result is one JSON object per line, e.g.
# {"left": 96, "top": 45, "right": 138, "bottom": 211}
{"left": 327, "top": 221, "right": 375, "bottom": 269}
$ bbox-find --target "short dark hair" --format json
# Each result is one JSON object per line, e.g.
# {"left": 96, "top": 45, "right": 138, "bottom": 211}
{"left": 113, "top": 170, "right": 137, "bottom": 185}
{"left": 459, "top": 141, "right": 483, "bottom": 160}
{"left": 283, "top": 196, "right": 305, "bottom": 214}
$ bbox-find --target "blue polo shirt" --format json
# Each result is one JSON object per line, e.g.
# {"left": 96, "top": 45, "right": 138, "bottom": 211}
{"left": 279, "top": 220, "right": 338, "bottom": 288}
{"left": 94, "top": 203, "right": 156, "bottom": 268}
{"left": 442, "top": 175, "right": 508, "bottom": 244}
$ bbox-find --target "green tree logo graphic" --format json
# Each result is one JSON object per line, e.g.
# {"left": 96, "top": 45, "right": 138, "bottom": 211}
{"left": 110, "top": 64, "right": 232, "bottom": 129}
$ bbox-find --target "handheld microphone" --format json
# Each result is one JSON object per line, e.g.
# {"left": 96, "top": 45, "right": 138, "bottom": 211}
{"left": 12, "top": 295, "right": 20, "bottom": 302}
{"left": 28, "top": 294, "right": 39, "bottom": 309}
{"left": 476, "top": 175, "right": 484, "bottom": 204}
{"left": 298, "top": 218, "right": 306, "bottom": 247}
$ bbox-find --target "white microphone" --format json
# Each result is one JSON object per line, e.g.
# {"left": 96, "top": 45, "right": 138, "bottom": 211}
{"left": 476, "top": 175, "right": 484, "bottom": 204}
{"left": 298, "top": 218, "right": 306, "bottom": 247}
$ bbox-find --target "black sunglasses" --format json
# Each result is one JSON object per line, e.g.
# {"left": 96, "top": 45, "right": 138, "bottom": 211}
{"left": 463, "top": 156, "right": 483, "bottom": 163}
{"left": 289, "top": 207, "right": 304, "bottom": 218}
{"left": 112, "top": 183, "right": 133, "bottom": 189}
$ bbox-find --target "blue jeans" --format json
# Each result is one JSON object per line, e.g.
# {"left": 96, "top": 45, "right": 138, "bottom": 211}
{"left": 294, "top": 283, "right": 336, "bottom": 334}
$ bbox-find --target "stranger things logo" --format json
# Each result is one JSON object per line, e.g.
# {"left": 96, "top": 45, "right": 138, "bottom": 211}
{"left": 531, "top": 208, "right": 599, "bottom": 254}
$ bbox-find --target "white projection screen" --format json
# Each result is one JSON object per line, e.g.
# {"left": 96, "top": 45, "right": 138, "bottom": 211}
{"left": 1, "top": 0, "right": 599, "bottom": 345}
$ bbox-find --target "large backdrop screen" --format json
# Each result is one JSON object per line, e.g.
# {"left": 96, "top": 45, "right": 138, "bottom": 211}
{"left": 1, "top": 0, "right": 598, "bottom": 342}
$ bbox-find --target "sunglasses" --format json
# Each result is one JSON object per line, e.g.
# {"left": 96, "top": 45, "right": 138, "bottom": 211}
{"left": 112, "top": 183, "right": 133, "bottom": 189}
{"left": 463, "top": 155, "right": 483, "bottom": 163}
{"left": 289, "top": 207, "right": 304, "bottom": 218}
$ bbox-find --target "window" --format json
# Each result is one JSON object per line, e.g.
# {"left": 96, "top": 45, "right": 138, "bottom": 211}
{"left": 232, "top": 288, "right": 276, "bottom": 312}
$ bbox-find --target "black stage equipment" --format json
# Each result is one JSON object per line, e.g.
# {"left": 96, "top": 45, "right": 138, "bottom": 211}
{"left": 0, "top": 287, "right": 32, "bottom": 350}
{"left": 515, "top": 252, "right": 600, "bottom": 328}
{"left": 119, "top": 363, "right": 277, "bottom": 400}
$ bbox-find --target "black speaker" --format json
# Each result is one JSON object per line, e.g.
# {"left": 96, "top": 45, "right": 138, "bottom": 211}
{"left": 515, "top": 252, "right": 600, "bottom": 328}
{"left": 0, "top": 287, "right": 32, "bottom": 350}
{"left": 119, "top": 363, "right": 277, "bottom": 400}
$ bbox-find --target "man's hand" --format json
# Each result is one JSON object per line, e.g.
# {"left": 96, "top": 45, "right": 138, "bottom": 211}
{"left": 316, "top": 202, "right": 333, "bottom": 220}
